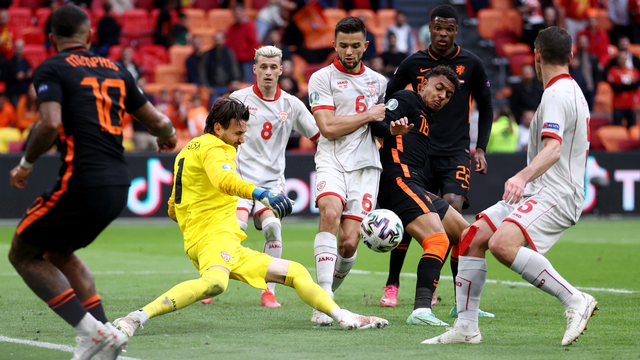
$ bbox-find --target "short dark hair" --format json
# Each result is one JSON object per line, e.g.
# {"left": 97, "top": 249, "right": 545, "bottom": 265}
{"left": 335, "top": 16, "right": 367, "bottom": 39}
{"left": 204, "top": 98, "right": 250, "bottom": 134}
{"left": 424, "top": 65, "right": 460, "bottom": 90}
{"left": 430, "top": 4, "right": 458, "bottom": 24}
{"left": 534, "top": 26, "right": 572, "bottom": 66}
{"left": 51, "top": 4, "right": 90, "bottom": 38}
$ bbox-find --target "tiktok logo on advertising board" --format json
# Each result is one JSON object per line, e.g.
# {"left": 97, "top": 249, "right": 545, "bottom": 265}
{"left": 127, "top": 158, "right": 174, "bottom": 216}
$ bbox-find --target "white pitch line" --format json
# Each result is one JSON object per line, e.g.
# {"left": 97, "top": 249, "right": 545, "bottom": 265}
{"left": 0, "top": 335, "right": 141, "bottom": 360}
{"left": 1, "top": 268, "right": 636, "bottom": 294}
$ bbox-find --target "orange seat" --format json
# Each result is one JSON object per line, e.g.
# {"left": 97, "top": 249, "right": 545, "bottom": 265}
{"left": 376, "top": 9, "right": 396, "bottom": 33}
{"left": 169, "top": 45, "right": 195, "bottom": 74}
{"left": 502, "top": 42, "right": 532, "bottom": 57}
{"left": 503, "top": 9, "right": 522, "bottom": 39}
{"left": 490, "top": 0, "right": 514, "bottom": 9}
{"left": 35, "top": 7, "right": 51, "bottom": 30}
{"left": 494, "top": 30, "right": 520, "bottom": 57}
{"left": 8, "top": 7, "right": 32, "bottom": 35}
{"left": 477, "top": 9, "right": 504, "bottom": 40}
{"left": 155, "top": 64, "right": 183, "bottom": 85}
{"left": 23, "top": 44, "right": 48, "bottom": 68}
{"left": 323, "top": 8, "right": 347, "bottom": 28}
{"left": 349, "top": 9, "right": 377, "bottom": 29}
{"left": 293, "top": 2, "right": 332, "bottom": 50}
{"left": 208, "top": 9, "right": 234, "bottom": 32}
{"left": 593, "top": 81, "right": 613, "bottom": 114}
{"left": 191, "top": 28, "right": 215, "bottom": 51}
{"left": 21, "top": 27, "right": 45, "bottom": 45}
{"left": 597, "top": 8, "right": 612, "bottom": 32}
{"left": 630, "top": 125, "right": 640, "bottom": 141}
{"left": 597, "top": 125, "right": 631, "bottom": 152}
{"left": 508, "top": 52, "right": 534, "bottom": 75}
{"left": 183, "top": 8, "right": 208, "bottom": 32}
{"left": 245, "top": 8, "right": 258, "bottom": 22}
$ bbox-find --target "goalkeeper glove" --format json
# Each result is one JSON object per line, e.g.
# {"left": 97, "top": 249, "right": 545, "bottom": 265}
{"left": 252, "top": 189, "right": 295, "bottom": 219}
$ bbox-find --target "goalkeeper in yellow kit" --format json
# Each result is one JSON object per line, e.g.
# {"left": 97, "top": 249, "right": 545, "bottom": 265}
{"left": 113, "top": 98, "right": 388, "bottom": 337}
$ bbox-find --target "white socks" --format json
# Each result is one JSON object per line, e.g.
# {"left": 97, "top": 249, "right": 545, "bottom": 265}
{"left": 455, "top": 256, "right": 487, "bottom": 332}
{"left": 74, "top": 313, "right": 104, "bottom": 336}
{"left": 332, "top": 251, "right": 356, "bottom": 292}
{"left": 237, "top": 219, "right": 248, "bottom": 232}
{"left": 511, "top": 247, "right": 583, "bottom": 309}
{"left": 262, "top": 217, "right": 282, "bottom": 294}
{"left": 314, "top": 232, "right": 338, "bottom": 297}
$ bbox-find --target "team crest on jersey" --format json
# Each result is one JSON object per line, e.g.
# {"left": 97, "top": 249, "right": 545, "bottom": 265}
{"left": 385, "top": 99, "right": 398, "bottom": 111}
{"left": 309, "top": 91, "right": 320, "bottom": 105}
{"left": 456, "top": 65, "right": 465, "bottom": 75}
{"left": 221, "top": 251, "right": 231, "bottom": 262}
{"left": 222, "top": 163, "right": 235, "bottom": 172}
{"left": 278, "top": 111, "right": 288, "bottom": 122}
{"left": 317, "top": 181, "right": 326, "bottom": 192}
{"left": 367, "top": 84, "right": 376, "bottom": 96}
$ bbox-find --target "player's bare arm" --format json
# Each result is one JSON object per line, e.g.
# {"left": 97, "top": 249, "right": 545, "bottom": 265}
{"left": 9, "top": 102, "right": 61, "bottom": 189}
{"left": 132, "top": 102, "right": 178, "bottom": 152}
{"left": 313, "top": 104, "right": 385, "bottom": 139}
{"left": 503, "top": 137, "right": 561, "bottom": 204}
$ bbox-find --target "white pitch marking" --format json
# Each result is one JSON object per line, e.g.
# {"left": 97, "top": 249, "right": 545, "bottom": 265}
{"left": 1, "top": 268, "right": 635, "bottom": 294}
{"left": 0, "top": 335, "right": 141, "bottom": 360}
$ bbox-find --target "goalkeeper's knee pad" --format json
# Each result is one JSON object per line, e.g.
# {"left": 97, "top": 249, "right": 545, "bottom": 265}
{"left": 200, "top": 268, "right": 229, "bottom": 298}
{"left": 284, "top": 261, "right": 312, "bottom": 287}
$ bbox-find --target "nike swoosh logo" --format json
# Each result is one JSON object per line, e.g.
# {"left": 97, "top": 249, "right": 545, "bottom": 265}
{"left": 420, "top": 68, "right": 431, "bottom": 73}
{"left": 465, "top": 334, "right": 480, "bottom": 341}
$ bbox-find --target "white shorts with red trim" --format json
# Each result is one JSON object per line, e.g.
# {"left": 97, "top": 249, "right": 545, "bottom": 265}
{"left": 237, "top": 177, "right": 285, "bottom": 230}
{"left": 315, "top": 166, "right": 380, "bottom": 221}
{"left": 476, "top": 187, "right": 572, "bottom": 255}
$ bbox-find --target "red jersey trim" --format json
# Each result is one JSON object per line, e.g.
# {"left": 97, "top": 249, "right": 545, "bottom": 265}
{"left": 309, "top": 132, "right": 320, "bottom": 141}
{"left": 545, "top": 73, "right": 572, "bottom": 89}
{"left": 503, "top": 218, "right": 538, "bottom": 252}
{"left": 342, "top": 215, "right": 364, "bottom": 221}
{"left": 311, "top": 106, "right": 335, "bottom": 113}
{"left": 476, "top": 212, "right": 498, "bottom": 232}
{"left": 315, "top": 192, "right": 346, "bottom": 208}
{"left": 541, "top": 132, "right": 563, "bottom": 143}
{"left": 252, "top": 83, "right": 282, "bottom": 102}
{"left": 332, "top": 58, "right": 365, "bottom": 75}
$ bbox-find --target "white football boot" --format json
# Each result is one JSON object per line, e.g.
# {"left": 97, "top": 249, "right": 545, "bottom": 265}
{"left": 337, "top": 312, "right": 388, "bottom": 330}
{"left": 310, "top": 309, "right": 334, "bottom": 327}
{"left": 421, "top": 325, "right": 482, "bottom": 344}
{"left": 112, "top": 316, "right": 143, "bottom": 337}
{"left": 562, "top": 293, "right": 598, "bottom": 346}
{"left": 71, "top": 321, "right": 113, "bottom": 360}
{"left": 94, "top": 322, "right": 129, "bottom": 360}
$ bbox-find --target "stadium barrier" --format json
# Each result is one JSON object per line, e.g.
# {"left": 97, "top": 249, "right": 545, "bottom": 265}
{"left": 1, "top": 152, "right": 639, "bottom": 219}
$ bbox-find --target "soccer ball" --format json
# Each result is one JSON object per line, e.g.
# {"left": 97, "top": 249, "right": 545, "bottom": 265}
{"left": 360, "top": 209, "right": 404, "bottom": 253}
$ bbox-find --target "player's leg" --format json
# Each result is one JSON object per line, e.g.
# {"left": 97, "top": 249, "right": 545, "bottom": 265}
{"left": 333, "top": 167, "right": 379, "bottom": 293}
{"left": 380, "top": 232, "right": 411, "bottom": 307}
{"left": 490, "top": 196, "right": 597, "bottom": 345}
{"left": 264, "top": 258, "right": 388, "bottom": 330}
{"left": 258, "top": 210, "right": 282, "bottom": 306}
{"left": 114, "top": 237, "right": 237, "bottom": 337}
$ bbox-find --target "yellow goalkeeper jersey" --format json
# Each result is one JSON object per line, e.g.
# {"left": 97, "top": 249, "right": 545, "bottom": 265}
{"left": 168, "top": 134, "right": 257, "bottom": 252}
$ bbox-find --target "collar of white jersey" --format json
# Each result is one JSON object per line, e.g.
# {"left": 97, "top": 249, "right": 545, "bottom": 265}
{"left": 545, "top": 73, "right": 573, "bottom": 89}
{"left": 253, "top": 83, "right": 282, "bottom": 102}
{"left": 332, "top": 58, "right": 366, "bottom": 75}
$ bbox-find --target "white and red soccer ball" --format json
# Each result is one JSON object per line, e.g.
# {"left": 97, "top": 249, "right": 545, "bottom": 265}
{"left": 360, "top": 209, "right": 403, "bottom": 253}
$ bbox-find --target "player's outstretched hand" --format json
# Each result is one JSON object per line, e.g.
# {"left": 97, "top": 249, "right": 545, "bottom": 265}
{"left": 503, "top": 173, "right": 526, "bottom": 205}
{"left": 474, "top": 148, "right": 487, "bottom": 174}
{"left": 157, "top": 133, "right": 178, "bottom": 153}
{"left": 390, "top": 117, "right": 414, "bottom": 136}
{"left": 367, "top": 104, "right": 386, "bottom": 122}
{"left": 9, "top": 165, "right": 33, "bottom": 189}
{"left": 253, "top": 189, "right": 295, "bottom": 218}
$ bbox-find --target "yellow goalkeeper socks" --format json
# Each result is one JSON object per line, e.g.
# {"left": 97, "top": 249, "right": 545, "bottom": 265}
{"left": 143, "top": 268, "right": 229, "bottom": 318}
{"left": 284, "top": 261, "right": 339, "bottom": 315}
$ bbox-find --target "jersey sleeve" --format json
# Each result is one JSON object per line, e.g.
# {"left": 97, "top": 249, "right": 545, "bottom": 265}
{"left": 371, "top": 90, "right": 409, "bottom": 138}
{"left": 385, "top": 56, "right": 411, "bottom": 101}
{"left": 201, "top": 142, "right": 257, "bottom": 199}
{"left": 472, "top": 58, "right": 494, "bottom": 151}
{"left": 122, "top": 68, "right": 148, "bottom": 114}
{"left": 307, "top": 71, "right": 335, "bottom": 112}
{"left": 538, "top": 92, "right": 567, "bottom": 143}
{"left": 291, "top": 97, "right": 320, "bottom": 141}
{"left": 377, "top": 76, "right": 388, "bottom": 105}
{"left": 33, "top": 61, "right": 63, "bottom": 104}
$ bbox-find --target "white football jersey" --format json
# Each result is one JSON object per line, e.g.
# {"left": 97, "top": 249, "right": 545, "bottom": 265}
{"left": 308, "top": 58, "right": 387, "bottom": 171}
{"left": 526, "top": 74, "right": 590, "bottom": 222}
{"left": 231, "top": 84, "right": 320, "bottom": 186}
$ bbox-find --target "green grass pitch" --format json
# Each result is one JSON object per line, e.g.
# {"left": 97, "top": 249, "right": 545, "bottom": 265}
{"left": 1, "top": 218, "right": 639, "bottom": 360}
